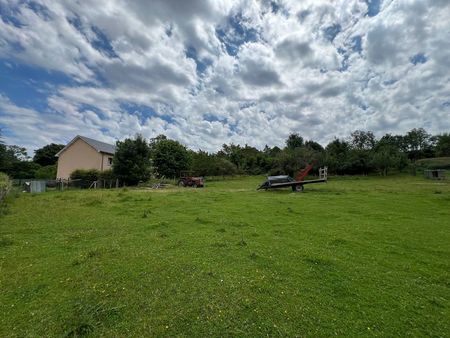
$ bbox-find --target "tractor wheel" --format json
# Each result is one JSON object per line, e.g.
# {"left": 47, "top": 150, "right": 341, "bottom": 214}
{"left": 193, "top": 183, "right": 198, "bottom": 188}
{"left": 178, "top": 180, "right": 185, "bottom": 187}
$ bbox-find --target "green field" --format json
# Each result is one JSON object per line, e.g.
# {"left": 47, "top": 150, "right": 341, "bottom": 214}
{"left": 1, "top": 176, "right": 449, "bottom": 337}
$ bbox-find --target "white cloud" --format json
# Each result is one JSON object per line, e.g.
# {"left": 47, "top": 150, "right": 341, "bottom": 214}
{"left": 0, "top": 0, "right": 449, "bottom": 154}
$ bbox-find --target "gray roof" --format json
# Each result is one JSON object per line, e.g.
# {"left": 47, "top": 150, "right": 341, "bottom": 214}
{"left": 56, "top": 135, "right": 116, "bottom": 156}
{"left": 79, "top": 135, "right": 116, "bottom": 154}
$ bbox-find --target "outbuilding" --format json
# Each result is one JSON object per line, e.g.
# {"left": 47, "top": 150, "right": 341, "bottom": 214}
{"left": 424, "top": 169, "right": 446, "bottom": 180}
{"left": 56, "top": 135, "right": 116, "bottom": 179}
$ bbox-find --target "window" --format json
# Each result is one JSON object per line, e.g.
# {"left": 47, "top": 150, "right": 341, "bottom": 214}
{"left": 108, "top": 157, "right": 113, "bottom": 166}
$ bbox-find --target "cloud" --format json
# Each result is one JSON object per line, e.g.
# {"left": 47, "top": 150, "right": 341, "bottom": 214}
{"left": 0, "top": 0, "right": 449, "bottom": 154}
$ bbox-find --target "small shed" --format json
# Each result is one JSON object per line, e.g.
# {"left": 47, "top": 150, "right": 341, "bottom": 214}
{"left": 424, "top": 169, "right": 446, "bottom": 180}
{"left": 25, "top": 180, "right": 47, "bottom": 193}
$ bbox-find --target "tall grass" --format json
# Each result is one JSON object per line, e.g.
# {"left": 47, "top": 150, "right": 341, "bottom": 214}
{"left": 0, "top": 172, "right": 11, "bottom": 203}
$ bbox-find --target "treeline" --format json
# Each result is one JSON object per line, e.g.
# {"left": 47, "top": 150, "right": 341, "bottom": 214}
{"left": 111, "top": 128, "right": 450, "bottom": 184}
{"left": 192, "top": 128, "right": 450, "bottom": 177}
{"left": 0, "top": 140, "right": 63, "bottom": 179}
{"left": 1, "top": 128, "right": 449, "bottom": 182}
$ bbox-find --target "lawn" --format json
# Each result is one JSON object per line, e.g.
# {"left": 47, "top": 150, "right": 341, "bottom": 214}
{"left": 1, "top": 176, "right": 449, "bottom": 337}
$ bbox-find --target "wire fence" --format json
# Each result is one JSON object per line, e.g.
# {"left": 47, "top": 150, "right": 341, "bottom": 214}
{"left": 12, "top": 178, "right": 124, "bottom": 191}
{"left": 10, "top": 174, "right": 247, "bottom": 193}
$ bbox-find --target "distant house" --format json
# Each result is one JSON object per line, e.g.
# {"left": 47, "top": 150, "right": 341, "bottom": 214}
{"left": 56, "top": 135, "right": 116, "bottom": 179}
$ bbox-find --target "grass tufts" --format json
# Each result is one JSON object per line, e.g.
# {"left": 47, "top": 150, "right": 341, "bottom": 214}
{"left": 82, "top": 198, "right": 103, "bottom": 207}
{"left": 211, "top": 242, "right": 227, "bottom": 248}
{"left": 65, "top": 323, "right": 94, "bottom": 337}
{"left": 237, "top": 234, "right": 247, "bottom": 246}
{"left": 0, "top": 236, "right": 13, "bottom": 247}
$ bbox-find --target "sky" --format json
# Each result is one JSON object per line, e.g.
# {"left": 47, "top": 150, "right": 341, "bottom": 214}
{"left": 0, "top": 0, "right": 449, "bottom": 154}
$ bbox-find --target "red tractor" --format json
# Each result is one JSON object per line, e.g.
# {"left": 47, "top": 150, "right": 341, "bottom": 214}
{"left": 177, "top": 171, "right": 204, "bottom": 188}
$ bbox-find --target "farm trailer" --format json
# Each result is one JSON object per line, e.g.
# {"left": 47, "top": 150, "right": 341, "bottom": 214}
{"left": 258, "top": 165, "right": 328, "bottom": 192}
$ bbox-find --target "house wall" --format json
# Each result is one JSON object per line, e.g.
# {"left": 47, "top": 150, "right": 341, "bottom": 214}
{"left": 101, "top": 153, "right": 114, "bottom": 172}
{"left": 56, "top": 138, "right": 103, "bottom": 179}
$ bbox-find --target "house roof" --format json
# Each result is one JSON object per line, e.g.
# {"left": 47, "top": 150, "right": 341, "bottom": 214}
{"left": 56, "top": 135, "right": 116, "bottom": 156}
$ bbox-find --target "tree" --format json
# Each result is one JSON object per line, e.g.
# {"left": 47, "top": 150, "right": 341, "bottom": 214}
{"left": 435, "top": 133, "right": 450, "bottom": 157}
{"left": 377, "top": 134, "right": 403, "bottom": 151}
{"left": 305, "top": 140, "right": 324, "bottom": 152}
{"left": 113, "top": 134, "right": 152, "bottom": 185}
{"left": 403, "top": 128, "right": 432, "bottom": 175}
{"left": 35, "top": 165, "right": 57, "bottom": 179}
{"left": 286, "top": 133, "right": 304, "bottom": 150}
{"left": 0, "top": 143, "right": 39, "bottom": 178}
{"left": 348, "top": 130, "right": 377, "bottom": 175}
{"left": 190, "top": 150, "right": 214, "bottom": 176}
{"left": 405, "top": 128, "right": 430, "bottom": 152}
{"left": 191, "top": 151, "right": 238, "bottom": 177}
{"left": 325, "top": 138, "right": 351, "bottom": 174}
{"left": 274, "top": 147, "right": 317, "bottom": 177}
{"left": 213, "top": 157, "right": 237, "bottom": 176}
{"left": 239, "top": 145, "right": 266, "bottom": 174}
{"left": 151, "top": 136, "right": 190, "bottom": 178}
{"left": 372, "top": 142, "right": 405, "bottom": 176}
{"left": 33, "top": 143, "right": 64, "bottom": 166}
{"left": 350, "top": 130, "right": 376, "bottom": 150}
{"left": 218, "top": 144, "right": 243, "bottom": 170}
{"left": 404, "top": 128, "right": 432, "bottom": 161}
{"left": 10, "top": 161, "right": 40, "bottom": 178}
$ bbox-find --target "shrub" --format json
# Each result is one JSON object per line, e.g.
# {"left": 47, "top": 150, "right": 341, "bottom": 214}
{"left": 98, "top": 169, "right": 116, "bottom": 181}
{"left": 70, "top": 169, "right": 100, "bottom": 182}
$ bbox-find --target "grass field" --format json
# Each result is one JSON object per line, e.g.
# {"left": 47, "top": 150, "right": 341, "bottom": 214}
{"left": 1, "top": 176, "right": 449, "bottom": 337}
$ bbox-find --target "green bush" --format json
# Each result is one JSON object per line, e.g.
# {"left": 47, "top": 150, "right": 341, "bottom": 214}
{"left": 70, "top": 169, "right": 100, "bottom": 182}
{"left": 98, "top": 169, "right": 116, "bottom": 181}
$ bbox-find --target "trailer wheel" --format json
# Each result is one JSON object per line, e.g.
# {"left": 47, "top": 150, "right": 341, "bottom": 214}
{"left": 178, "top": 180, "right": 185, "bottom": 187}
{"left": 293, "top": 184, "right": 304, "bottom": 192}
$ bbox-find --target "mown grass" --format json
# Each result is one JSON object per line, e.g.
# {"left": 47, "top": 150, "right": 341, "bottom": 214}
{"left": 1, "top": 175, "right": 449, "bottom": 337}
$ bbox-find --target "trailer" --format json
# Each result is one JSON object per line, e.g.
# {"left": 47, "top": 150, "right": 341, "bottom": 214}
{"left": 258, "top": 165, "right": 328, "bottom": 192}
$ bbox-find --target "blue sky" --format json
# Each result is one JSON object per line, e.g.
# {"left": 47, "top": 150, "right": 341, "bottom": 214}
{"left": 0, "top": 0, "right": 449, "bottom": 153}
